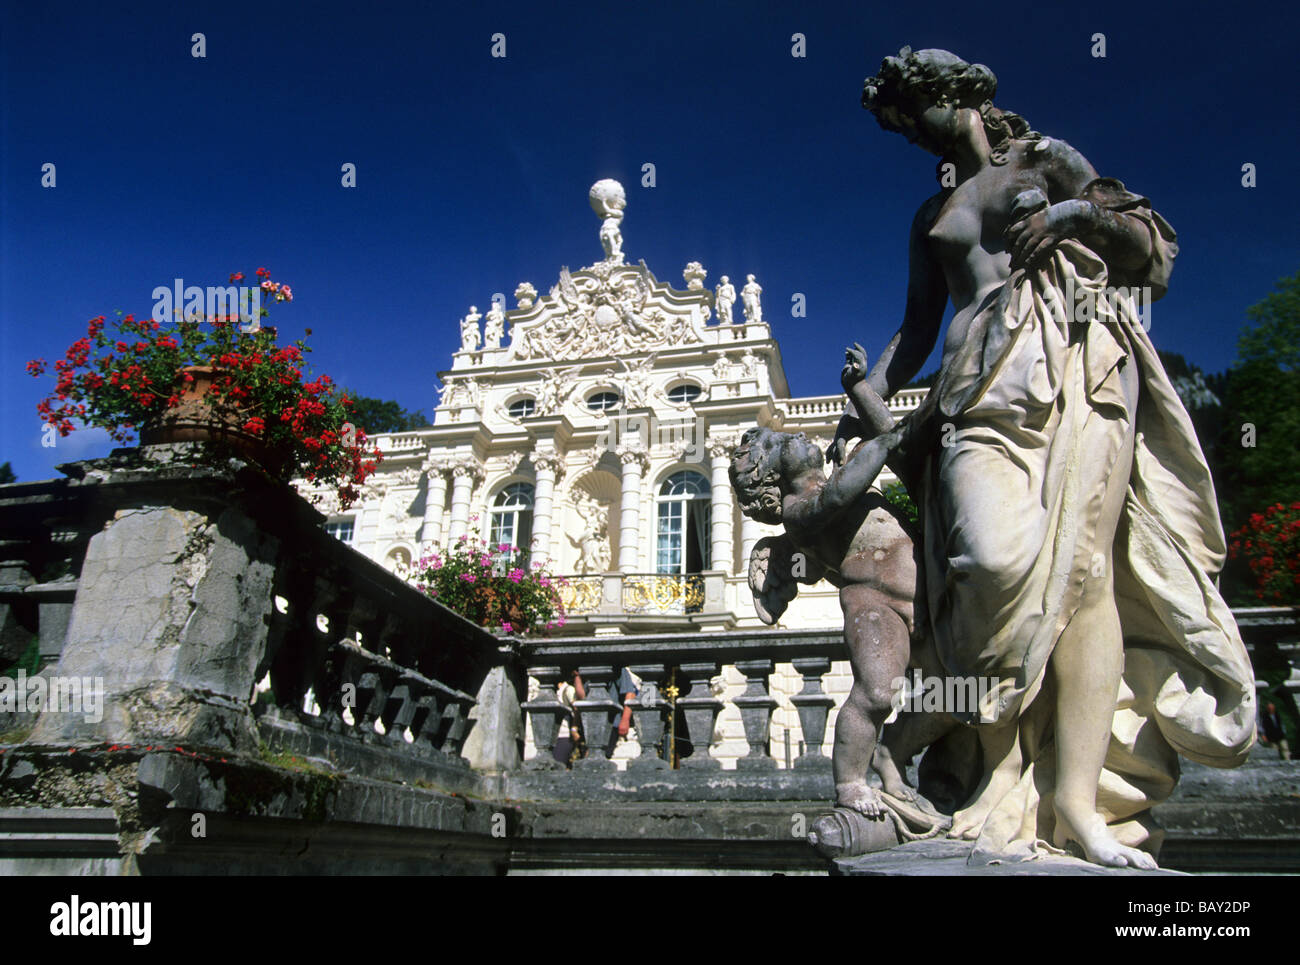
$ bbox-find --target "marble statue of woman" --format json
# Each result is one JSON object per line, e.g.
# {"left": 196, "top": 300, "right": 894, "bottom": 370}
{"left": 831, "top": 47, "right": 1255, "bottom": 869}
{"left": 741, "top": 274, "right": 763, "bottom": 323}
{"left": 715, "top": 276, "right": 736, "bottom": 325}
{"left": 459, "top": 306, "right": 482, "bottom": 352}
{"left": 483, "top": 303, "right": 505, "bottom": 349}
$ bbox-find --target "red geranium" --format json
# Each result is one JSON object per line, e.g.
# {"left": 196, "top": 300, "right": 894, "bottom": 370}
{"left": 28, "top": 270, "right": 380, "bottom": 509}
{"left": 1229, "top": 502, "right": 1300, "bottom": 605}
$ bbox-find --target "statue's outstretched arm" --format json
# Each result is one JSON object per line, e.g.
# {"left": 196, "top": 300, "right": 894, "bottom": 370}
{"left": 797, "top": 422, "right": 907, "bottom": 530}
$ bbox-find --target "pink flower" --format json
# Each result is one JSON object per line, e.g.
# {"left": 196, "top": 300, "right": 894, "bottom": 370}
{"left": 501, "top": 621, "right": 514, "bottom": 633}
{"left": 460, "top": 573, "right": 476, "bottom": 583}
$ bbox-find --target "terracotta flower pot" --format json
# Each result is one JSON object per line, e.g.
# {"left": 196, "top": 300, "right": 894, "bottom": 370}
{"left": 140, "top": 365, "right": 289, "bottom": 475}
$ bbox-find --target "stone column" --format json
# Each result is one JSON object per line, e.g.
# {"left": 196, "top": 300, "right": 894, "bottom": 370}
{"left": 616, "top": 447, "right": 648, "bottom": 573}
{"left": 708, "top": 436, "right": 736, "bottom": 574}
{"left": 420, "top": 458, "right": 449, "bottom": 550}
{"left": 531, "top": 451, "right": 564, "bottom": 566}
{"left": 446, "top": 461, "right": 483, "bottom": 544}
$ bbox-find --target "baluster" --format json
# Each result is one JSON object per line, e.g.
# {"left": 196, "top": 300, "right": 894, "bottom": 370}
{"left": 443, "top": 688, "right": 476, "bottom": 757}
{"left": 269, "top": 577, "right": 335, "bottom": 719}
{"left": 676, "top": 660, "right": 723, "bottom": 769}
{"left": 572, "top": 664, "right": 619, "bottom": 770}
{"left": 410, "top": 690, "right": 441, "bottom": 752}
{"left": 381, "top": 674, "right": 419, "bottom": 744}
{"left": 626, "top": 663, "right": 669, "bottom": 771}
{"left": 354, "top": 669, "right": 388, "bottom": 737}
{"left": 733, "top": 658, "right": 777, "bottom": 770}
{"left": 315, "top": 642, "right": 358, "bottom": 733}
{"left": 424, "top": 680, "right": 463, "bottom": 753}
{"left": 521, "top": 665, "right": 565, "bottom": 770}
{"left": 791, "top": 656, "right": 834, "bottom": 768}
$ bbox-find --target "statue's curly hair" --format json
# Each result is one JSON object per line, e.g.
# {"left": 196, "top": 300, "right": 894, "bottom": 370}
{"left": 729, "top": 428, "right": 785, "bottom": 525}
{"left": 862, "top": 47, "right": 1038, "bottom": 163}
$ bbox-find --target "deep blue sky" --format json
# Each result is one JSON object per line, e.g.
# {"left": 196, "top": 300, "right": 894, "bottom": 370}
{"left": 3, "top": 0, "right": 1297, "bottom": 481}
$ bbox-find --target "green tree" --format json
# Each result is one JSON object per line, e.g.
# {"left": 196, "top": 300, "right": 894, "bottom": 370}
{"left": 0, "top": 462, "right": 15, "bottom": 484}
{"left": 1216, "top": 270, "right": 1300, "bottom": 602}
{"left": 344, "top": 395, "right": 426, "bottom": 434}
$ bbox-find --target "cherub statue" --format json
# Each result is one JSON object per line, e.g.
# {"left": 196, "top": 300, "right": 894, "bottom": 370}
{"left": 730, "top": 345, "right": 946, "bottom": 828}
{"left": 536, "top": 366, "right": 583, "bottom": 416}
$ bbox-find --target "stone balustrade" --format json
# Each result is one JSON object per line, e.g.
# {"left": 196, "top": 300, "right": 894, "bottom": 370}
{"left": 776, "top": 387, "right": 927, "bottom": 428}
{"left": 778, "top": 394, "right": 847, "bottom": 420}
{"left": 511, "top": 627, "right": 844, "bottom": 800}
{"left": 372, "top": 431, "right": 428, "bottom": 453}
{"left": 0, "top": 445, "right": 497, "bottom": 771}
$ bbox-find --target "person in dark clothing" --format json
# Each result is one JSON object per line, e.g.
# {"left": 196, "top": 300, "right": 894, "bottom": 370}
{"left": 1260, "top": 702, "right": 1291, "bottom": 760}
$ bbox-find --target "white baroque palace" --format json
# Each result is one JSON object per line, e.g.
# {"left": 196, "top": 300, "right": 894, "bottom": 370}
{"left": 301, "top": 179, "right": 930, "bottom": 769}
{"left": 308, "top": 178, "right": 926, "bottom": 635}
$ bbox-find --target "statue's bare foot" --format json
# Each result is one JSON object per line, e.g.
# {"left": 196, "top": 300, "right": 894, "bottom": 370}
{"left": 948, "top": 765, "right": 1017, "bottom": 840}
{"left": 1055, "top": 806, "right": 1158, "bottom": 870}
{"left": 836, "top": 781, "right": 887, "bottom": 819}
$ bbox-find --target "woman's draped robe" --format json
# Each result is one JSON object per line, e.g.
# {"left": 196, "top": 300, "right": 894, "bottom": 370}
{"left": 906, "top": 179, "right": 1256, "bottom": 860}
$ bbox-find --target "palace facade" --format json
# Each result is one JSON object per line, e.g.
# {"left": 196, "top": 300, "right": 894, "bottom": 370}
{"left": 300, "top": 179, "right": 926, "bottom": 766}
{"left": 308, "top": 178, "right": 924, "bottom": 634}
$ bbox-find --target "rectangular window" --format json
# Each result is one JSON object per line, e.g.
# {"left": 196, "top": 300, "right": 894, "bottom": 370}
{"left": 324, "top": 518, "right": 355, "bottom": 544}
{"left": 656, "top": 501, "right": 684, "bottom": 574}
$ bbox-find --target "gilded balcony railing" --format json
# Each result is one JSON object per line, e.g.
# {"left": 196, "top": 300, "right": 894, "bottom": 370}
{"left": 557, "top": 576, "right": 603, "bottom": 615}
{"left": 622, "top": 573, "right": 705, "bottom": 615}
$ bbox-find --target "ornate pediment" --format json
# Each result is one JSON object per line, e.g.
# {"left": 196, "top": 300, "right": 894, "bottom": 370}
{"left": 497, "top": 180, "right": 710, "bottom": 362}
{"left": 506, "top": 259, "right": 707, "bottom": 361}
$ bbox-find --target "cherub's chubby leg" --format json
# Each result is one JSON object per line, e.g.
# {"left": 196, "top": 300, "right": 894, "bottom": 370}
{"left": 874, "top": 709, "right": 956, "bottom": 801}
{"left": 873, "top": 631, "right": 957, "bottom": 801}
{"left": 835, "top": 584, "right": 911, "bottom": 819}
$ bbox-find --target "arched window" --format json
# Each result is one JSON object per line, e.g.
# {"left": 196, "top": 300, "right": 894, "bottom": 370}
{"left": 655, "top": 471, "right": 711, "bottom": 574}
{"left": 586, "top": 391, "right": 621, "bottom": 413}
{"left": 489, "top": 483, "right": 534, "bottom": 564}
{"left": 507, "top": 397, "right": 536, "bottom": 419}
{"left": 666, "top": 383, "right": 701, "bottom": 404}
